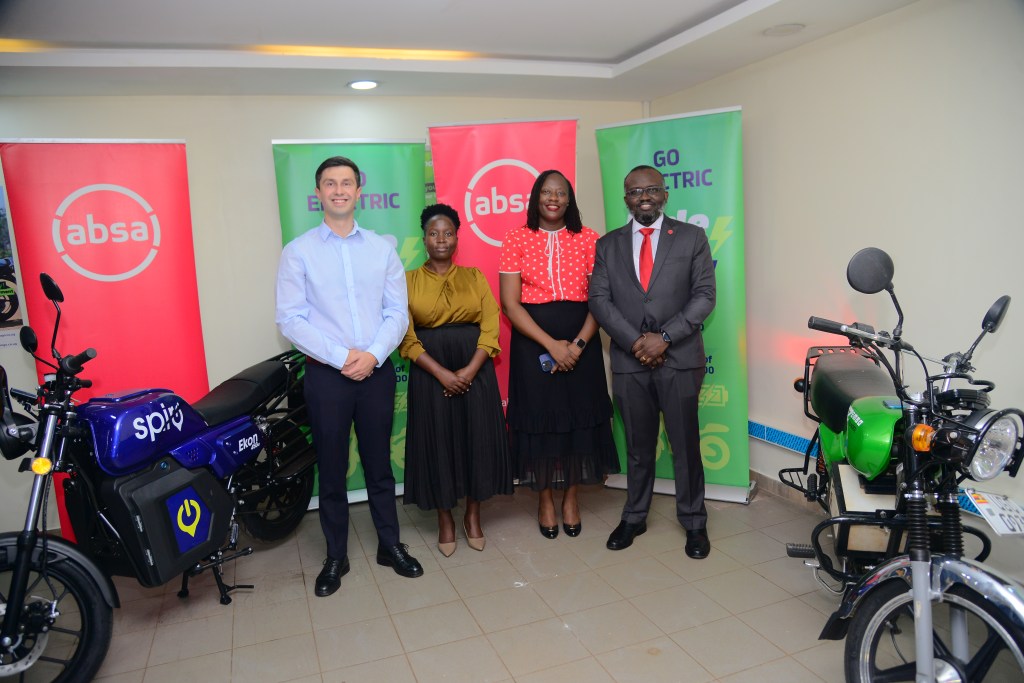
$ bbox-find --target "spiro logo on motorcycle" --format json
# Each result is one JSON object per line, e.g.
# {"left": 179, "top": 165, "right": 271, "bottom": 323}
{"left": 165, "top": 486, "right": 212, "bottom": 552}
{"left": 51, "top": 183, "right": 161, "bottom": 282}
{"left": 464, "top": 159, "right": 540, "bottom": 247}
{"left": 133, "top": 401, "right": 185, "bottom": 442}
{"left": 176, "top": 498, "right": 202, "bottom": 537}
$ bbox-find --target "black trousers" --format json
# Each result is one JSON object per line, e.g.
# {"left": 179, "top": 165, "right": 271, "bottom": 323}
{"left": 304, "top": 358, "right": 399, "bottom": 559}
{"left": 612, "top": 366, "right": 707, "bottom": 530}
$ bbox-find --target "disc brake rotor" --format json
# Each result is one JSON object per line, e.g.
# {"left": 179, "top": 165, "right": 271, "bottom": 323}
{"left": 0, "top": 601, "right": 52, "bottom": 675}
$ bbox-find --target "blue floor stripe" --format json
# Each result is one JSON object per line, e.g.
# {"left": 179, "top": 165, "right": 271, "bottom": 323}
{"left": 748, "top": 420, "right": 813, "bottom": 455}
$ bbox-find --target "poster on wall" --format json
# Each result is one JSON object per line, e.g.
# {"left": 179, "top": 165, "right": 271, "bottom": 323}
{"left": 427, "top": 119, "right": 577, "bottom": 404}
{"left": 595, "top": 108, "right": 751, "bottom": 502}
{"left": 0, "top": 189, "right": 25, "bottom": 347}
{"left": 272, "top": 140, "right": 427, "bottom": 498}
{"left": 0, "top": 140, "right": 209, "bottom": 401}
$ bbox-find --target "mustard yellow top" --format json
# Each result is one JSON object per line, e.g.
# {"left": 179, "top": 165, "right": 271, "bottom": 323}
{"left": 399, "top": 264, "right": 501, "bottom": 362}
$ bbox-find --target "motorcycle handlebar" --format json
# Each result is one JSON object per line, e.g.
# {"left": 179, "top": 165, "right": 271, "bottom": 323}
{"left": 807, "top": 316, "right": 912, "bottom": 351}
{"left": 60, "top": 348, "right": 97, "bottom": 376}
{"left": 807, "top": 316, "right": 846, "bottom": 335}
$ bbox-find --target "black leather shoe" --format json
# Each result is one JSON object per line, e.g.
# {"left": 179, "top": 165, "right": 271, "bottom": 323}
{"left": 685, "top": 528, "right": 711, "bottom": 560}
{"left": 562, "top": 522, "right": 581, "bottom": 537}
{"left": 606, "top": 520, "right": 646, "bottom": 550}
{"left": 315, "top": 556, "right": 350, "bottom": 597}
{"left": 376, "top": 543, "right": 424, "bottom": 578}
{"left": 539, "top": 523, "right": 559, "bottom": 539}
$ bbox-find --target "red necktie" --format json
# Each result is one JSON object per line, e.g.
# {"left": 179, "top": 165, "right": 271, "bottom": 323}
{"left": 639, "top": 227, "right": 654, "bottom": 290}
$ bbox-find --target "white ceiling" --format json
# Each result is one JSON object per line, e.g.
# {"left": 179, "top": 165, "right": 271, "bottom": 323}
{"left": 0, "top": 0, "right": 917, "bottom": 101}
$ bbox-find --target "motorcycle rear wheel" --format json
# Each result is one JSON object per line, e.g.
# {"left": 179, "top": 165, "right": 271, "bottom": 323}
{"left": 239, "top": 418, "right": 315, "bottom": 542}
{"left": 845, "top": 579, "right": 1024, "bottom": 681}
{"left": 0, "top": 552, "right": 113, "bottom": 683}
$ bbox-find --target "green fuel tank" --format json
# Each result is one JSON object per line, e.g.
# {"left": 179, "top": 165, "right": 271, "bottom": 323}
{"left": 818, "top": 396, "right": 902, "bottom": 480}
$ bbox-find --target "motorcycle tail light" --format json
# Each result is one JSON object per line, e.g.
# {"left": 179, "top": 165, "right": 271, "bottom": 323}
{"left": 965, "top": 410, "right": 1021, "bottom": 481}
{"left": 910, "top": 424, "right": 936, "bottom": 451}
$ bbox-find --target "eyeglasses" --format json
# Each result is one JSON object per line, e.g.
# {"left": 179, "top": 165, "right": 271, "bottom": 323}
{"left": 625, "top": 186, "right": 665, "bottom": 199}
{"left": 539, "top": 189, "right": 568, "bottom": 199}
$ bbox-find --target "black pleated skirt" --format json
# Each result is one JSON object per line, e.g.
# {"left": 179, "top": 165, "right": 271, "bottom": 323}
{"left": 506, "top": 301, "right": 619, "bottom": 490}
{"left": 403, "top": 323, "right": 513, "bottom": 510}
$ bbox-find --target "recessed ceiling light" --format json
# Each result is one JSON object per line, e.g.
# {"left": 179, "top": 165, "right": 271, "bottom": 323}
{"left": 348, "top": 80, "right": 378, "bottom": 90}
{"left": 762, "top": 23, "right": 806, "bottom": 37}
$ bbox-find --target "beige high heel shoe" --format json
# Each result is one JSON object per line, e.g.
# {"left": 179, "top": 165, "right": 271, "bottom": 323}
{"left": 437, "top": 538, "right": 457, "bottom": 557}
{"left": 464, "top": 518, "right": 485, "bottom": 551}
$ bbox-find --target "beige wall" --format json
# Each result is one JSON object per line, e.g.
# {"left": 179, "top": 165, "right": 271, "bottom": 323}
{"left": 651, "top": 0, "right": 1024, "bottom": 484}
{"left": 2, "top": 0, "right": 1024, "bottom": 527}
{"left": 0, "top": 95, "right": 640, "bottom": 527}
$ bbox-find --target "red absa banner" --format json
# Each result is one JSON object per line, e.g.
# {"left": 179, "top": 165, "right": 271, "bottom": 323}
{"left": 428, "top": 120, "right": 577, "bottom": 403}
{"left": 0, "top": 141, "right": 209, "bottom": 402}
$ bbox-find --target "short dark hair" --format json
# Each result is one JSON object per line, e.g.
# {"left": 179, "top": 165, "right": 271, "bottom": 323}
{"left": 526, "top": 170, "right": 583, "bottom": 233}
{"left": 624, "top": 165, "right": 663, "bottom": 189}
{"left": 315, "top": 156, "right": 361, "bottom": 188}
{"left": 420, "top": 203, "right": 461, "bottom": 231}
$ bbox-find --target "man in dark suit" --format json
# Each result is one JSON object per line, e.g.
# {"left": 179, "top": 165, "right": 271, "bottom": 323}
{"left": 589, "top": 165, "right": 716, "bottom": 559}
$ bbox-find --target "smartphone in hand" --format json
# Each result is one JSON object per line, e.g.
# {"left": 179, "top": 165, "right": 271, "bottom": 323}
{"left": 539, "top": 353, "right": 555, "bottom": 373}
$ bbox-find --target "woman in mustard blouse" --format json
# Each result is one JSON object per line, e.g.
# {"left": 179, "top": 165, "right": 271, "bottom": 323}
{"left": 400, "top": 203, "right": 512, "bottom": 557}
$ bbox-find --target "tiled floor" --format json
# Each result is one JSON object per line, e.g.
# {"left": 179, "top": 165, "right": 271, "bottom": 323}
{"left": 90, "top": 486, "right": 900, "bottom": 682}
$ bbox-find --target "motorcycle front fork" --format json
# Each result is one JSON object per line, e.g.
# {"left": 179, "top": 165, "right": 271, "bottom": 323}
{"left": 907, "top": 489, "right": 969, "bottom": 682}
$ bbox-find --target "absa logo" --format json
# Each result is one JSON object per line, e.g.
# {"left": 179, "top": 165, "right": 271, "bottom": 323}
{"left": 464, "top": 159, "right": 539, "bottom": 247}
{"left": 51, "top": 184, "right": 161, "bottom": 282}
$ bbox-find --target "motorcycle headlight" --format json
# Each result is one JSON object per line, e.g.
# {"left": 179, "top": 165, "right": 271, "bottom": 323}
{"left": 966, "top": 411, "right": 1021, "bottom": 481}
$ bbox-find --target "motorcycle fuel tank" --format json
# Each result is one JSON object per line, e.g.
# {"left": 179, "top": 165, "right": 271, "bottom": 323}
{"left": 79, "top": 389, "right": 207, "bottom": 476}
{"left": 843, "top": 396, "right": 902, "bottom": 480}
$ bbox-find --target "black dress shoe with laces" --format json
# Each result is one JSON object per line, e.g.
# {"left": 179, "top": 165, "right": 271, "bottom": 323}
{"left": 376, "top": 543, "right": 424, "bottom": 578}
{"left": 315, "top": 556, "right": 350, "bottom": 597}
{"left": 685, "top": 528, "right": 711, "bottom": 559}
{"left": 606, "top": 520, "right": 647, "bottom": 550}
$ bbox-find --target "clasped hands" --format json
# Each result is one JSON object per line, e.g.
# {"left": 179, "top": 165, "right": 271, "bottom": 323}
{"left": 545, "top": 340, "right": 583, "bottom": 374}
{"left": 440, "top": 368, "right": 476, "bottom": 398}
{"left": 341, "top": 350, "right": 378, "bottom": 381}
{"left": 632, "top": 333, "right": 668, "bottom": 369}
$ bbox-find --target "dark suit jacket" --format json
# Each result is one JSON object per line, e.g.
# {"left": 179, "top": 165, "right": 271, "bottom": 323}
{"left": 589, "top": 215, "right": 716, "bottom": 374}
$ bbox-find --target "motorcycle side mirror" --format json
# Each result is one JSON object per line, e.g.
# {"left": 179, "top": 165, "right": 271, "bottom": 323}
{"left": 847, "top": 247, "right": 895, "bottom": 294}
{"left": 19, "top": 327, "right": 38, "bottom": 355}
{"left": 982, "top": 295, "right": 1010, "bottom": 333}
{"left": 40, "top": 273, "right": 64, "bottom": 303}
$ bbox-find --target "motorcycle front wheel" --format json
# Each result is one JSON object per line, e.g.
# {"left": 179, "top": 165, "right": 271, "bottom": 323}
{"left": 0, "top": 553, "right": 113, "bottom": 683}
{"left": 845, "top": 580, "right": 1024, "bottom": 681}
{"left": 239, "top": 418, "right": 315, "bottom": 542}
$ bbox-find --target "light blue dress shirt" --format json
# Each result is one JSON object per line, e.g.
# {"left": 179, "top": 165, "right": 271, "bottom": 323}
{"left": 275, "top": 221, "right": 409, "bottom": 369}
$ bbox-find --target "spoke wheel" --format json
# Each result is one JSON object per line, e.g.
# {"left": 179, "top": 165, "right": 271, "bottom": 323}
{"left": 845, "top": 579, "right": 1024, "bottom": 682}
{"left": 0, "top": 552, "right": 112, "bottom": 683}
{"left": 239, "top": 418, "right": 314, "bottom": 542}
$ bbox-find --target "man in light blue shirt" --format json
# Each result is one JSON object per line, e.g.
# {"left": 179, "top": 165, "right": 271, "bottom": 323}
{"left": 276, "top": 156, "right": 423, "bottom": 597}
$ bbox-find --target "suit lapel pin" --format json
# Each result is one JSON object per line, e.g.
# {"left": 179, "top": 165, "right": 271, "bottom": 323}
{"left": 667, "top": 229, "right": 674, "bottom": 235}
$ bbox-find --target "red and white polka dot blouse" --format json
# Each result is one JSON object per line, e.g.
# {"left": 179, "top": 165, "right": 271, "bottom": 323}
{"left": 498, "top": 225, "right": 599, "bottom": 304}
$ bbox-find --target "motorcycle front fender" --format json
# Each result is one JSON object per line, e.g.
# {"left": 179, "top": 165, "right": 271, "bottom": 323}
{"left": 819, "top": 554, "right": 1024, "bottom": 640}
{"left": 0, "top": 532, "right": 120, "bottom": 609}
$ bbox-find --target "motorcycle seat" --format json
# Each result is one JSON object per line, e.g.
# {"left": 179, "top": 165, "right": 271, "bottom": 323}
{"left": 193, "top": 360, "right": 288, "bottom": 427}
{"left": 810, "top": 352, "right": 895, "bottom": 433}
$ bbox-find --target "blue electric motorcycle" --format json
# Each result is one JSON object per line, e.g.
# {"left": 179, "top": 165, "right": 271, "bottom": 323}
{"left": 0, "top": 274, "right": 316, "bottom": 682}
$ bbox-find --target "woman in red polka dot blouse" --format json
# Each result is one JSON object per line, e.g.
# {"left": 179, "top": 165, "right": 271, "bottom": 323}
{"left": 499, "top": 170, "right": 619, "bottom": 539}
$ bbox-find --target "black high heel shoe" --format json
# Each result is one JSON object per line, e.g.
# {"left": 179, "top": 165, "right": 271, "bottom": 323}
{"left": 562, "top": 521, "right": 581, "bottom": 537}
{"left": 538, "top": 523, "right": 559, "bottom": 539}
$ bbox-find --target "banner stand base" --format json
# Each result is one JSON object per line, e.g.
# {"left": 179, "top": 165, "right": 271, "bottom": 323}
{"left": 604, "top": 474, "right": 756, "bottom": 505}
{"left": 307, "top": 483, "right": 405, "bottom": 512}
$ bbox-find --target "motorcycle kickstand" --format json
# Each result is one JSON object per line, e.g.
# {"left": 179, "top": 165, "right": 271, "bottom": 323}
{"left": 177, "top": 546, "right": 256, "bottom": 605}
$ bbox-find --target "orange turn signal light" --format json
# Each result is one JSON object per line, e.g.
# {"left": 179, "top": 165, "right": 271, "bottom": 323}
{"left": 30, "top": 457, "right": 53, "bottom": 475}
{"left": 911, "top": 424, "right": 936, "bottom": 452}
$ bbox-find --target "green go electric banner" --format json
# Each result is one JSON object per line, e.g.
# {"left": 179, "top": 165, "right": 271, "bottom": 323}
{"left": 595, "top": 108, "right": 750, "bottom": 497}
{"left": 272, "top": 140, "right": 427, "bottom": 494}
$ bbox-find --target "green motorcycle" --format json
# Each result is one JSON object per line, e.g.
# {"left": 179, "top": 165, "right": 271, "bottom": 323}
{"left": 781, "top": 247, "right": 1024, "bottom": 682}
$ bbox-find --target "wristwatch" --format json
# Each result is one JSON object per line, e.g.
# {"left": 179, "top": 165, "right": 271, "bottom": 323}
{"left": 661, "top": 331, "right": 672, "bottom": 345}
{"left": 574, "top": 338, "right": 587, "bottom": 350}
